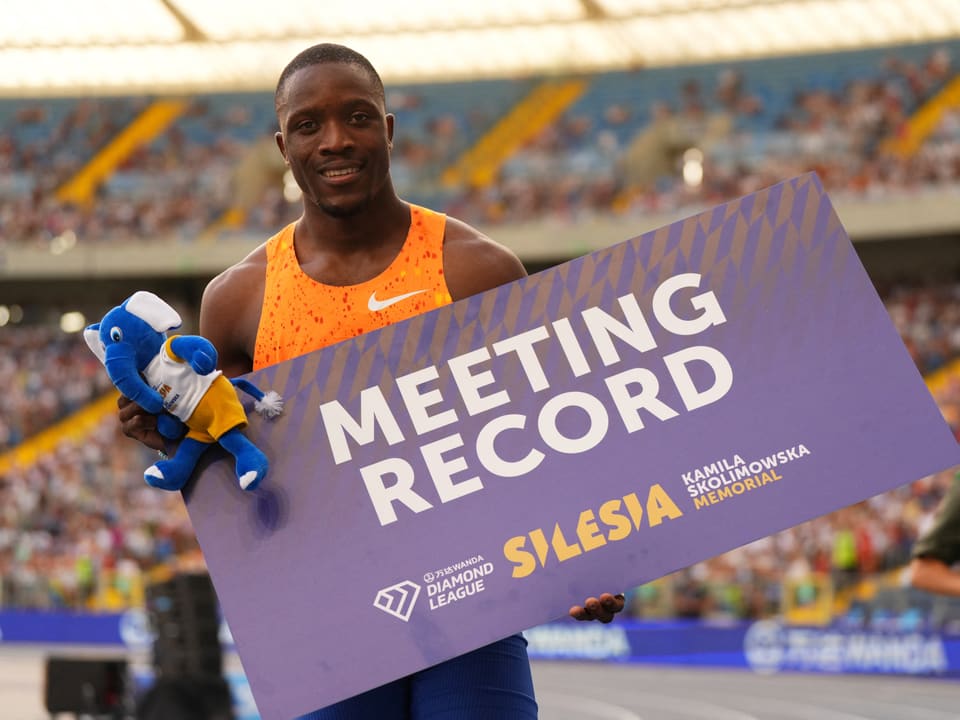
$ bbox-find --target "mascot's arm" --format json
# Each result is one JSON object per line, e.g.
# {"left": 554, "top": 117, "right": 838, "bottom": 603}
{"left": 169, "top": 335, "right": 218, "bottom": 375}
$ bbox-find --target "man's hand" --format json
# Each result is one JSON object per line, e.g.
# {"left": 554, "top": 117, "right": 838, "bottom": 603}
{"left": 117, "top": 395, "right": 166, "bottom": 452}
{"left": 569, "top": 593, "right": 625, "bottom": 623}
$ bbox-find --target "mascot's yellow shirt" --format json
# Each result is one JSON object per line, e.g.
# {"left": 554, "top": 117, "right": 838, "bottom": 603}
{"left": 253, "top": 204, "right": 452, "bottom": 370}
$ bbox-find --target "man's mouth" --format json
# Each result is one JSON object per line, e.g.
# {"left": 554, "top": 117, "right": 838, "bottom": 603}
{"left": 321, "top": 166, "right": 361, "bottom": 179}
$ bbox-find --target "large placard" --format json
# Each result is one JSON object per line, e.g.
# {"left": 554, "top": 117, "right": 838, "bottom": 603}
{"left": 184, "top": 174, "right": 959, "bottom": 719}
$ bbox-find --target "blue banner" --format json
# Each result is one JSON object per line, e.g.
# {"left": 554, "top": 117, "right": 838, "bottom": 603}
{"left": 3, "top": 609, "right": 958, "bottom": 679}
{"left": 0, "top": 609, "right": 133, "bottom": 646}
{"left": 0, "top": 608, "right": 167, "bottom": 649}
{"left": 4, "top": 609, "right": 958, "bottom": 720}
{"left": 525, "top": 619, "right": 960, "bottom": 677}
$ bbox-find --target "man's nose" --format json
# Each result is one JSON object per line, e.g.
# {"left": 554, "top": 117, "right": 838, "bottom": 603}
{"left": 318, "top": 121, "right": 352, "bottom": 152}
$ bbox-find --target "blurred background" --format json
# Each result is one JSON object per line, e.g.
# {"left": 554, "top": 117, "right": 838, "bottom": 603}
{"left": 2, "top": 1, "right": 960, "bottom": 718}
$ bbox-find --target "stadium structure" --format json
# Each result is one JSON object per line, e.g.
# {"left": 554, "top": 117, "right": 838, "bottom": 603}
{"left": 1, "top": 1, "right": 960, "bottom": 718}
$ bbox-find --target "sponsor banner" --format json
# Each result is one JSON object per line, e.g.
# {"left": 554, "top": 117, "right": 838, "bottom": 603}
{"left": 0, "top": 609, "right": 220, "bottom": 651}
{"left": 4, "top": 610, "right": 958, "bottom": 682}
{"left": 743, "top": 620, "right": 956, "bottom": 676}
{"left": 0, "top": 610, "right": 133, "bottom": 646}
{"left": 528, "top": 620, "right": 960, "bottom": 678}
{"left": 183, "top": 174, "right": 960, "bottom": 719}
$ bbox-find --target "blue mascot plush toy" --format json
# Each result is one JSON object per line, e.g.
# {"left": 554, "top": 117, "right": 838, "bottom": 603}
{"left": 84, "top": 290, "right": 282, "bottom": 492}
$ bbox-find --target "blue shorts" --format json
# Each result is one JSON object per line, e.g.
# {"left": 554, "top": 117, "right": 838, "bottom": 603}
{"left": 299, "top": 634, "right": 538, "bottom": 719}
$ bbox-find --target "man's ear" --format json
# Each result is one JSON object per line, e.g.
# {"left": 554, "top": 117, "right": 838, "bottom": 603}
{"left": 386, "top": 114, "right": 395, "bottom": 149}
{"left": 275, "top": 131, "right": 289, "bottom": 164}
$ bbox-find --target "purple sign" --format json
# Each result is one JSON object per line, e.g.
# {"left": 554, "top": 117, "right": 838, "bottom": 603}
{"left": 184, "top": 174, "right": 959, "bottom": 719}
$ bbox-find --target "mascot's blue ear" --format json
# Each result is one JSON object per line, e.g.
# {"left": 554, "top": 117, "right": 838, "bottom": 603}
{"left": 124, "top": 291, "right": 182, "bottom": 333}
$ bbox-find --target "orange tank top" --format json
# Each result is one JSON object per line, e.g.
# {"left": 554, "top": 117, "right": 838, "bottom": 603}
{"left": 253, "top": 204, "right": 452, "bottom": 370}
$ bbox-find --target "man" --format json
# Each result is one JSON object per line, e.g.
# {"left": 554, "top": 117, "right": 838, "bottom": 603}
{"left": 909, "top": 471, "right": 960, "bottom": 596}
{"left": 121, "top": 43, "right": 624, "bottom": 718}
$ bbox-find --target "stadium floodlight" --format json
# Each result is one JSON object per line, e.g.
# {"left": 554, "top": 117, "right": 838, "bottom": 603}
{"left": 59, "top": 312, "right": 87, "bottom": 334}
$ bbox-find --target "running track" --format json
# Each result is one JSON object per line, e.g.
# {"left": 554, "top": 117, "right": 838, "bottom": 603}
{"left": 5, "top": 647, "right": 958, "bottom": 719}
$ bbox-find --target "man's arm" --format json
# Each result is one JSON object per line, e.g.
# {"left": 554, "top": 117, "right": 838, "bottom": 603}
{"left": 443, "top": 215, "right": 627, "bottom": 623}
{"left": 909, "top": 473, "right": 960, "bottom": 597}
{"left": 442, "top": 216, "right": 527, "bottom": 301}
{"left": 197, "top": 247, "right": 268, "bottom": 379}
{"left": 909, "top": 557, "right": 960, "bottom": 597}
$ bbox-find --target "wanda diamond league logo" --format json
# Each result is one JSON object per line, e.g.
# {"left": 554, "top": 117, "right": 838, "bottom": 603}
{"left": 373, "top": 580, "right": 421, "bottom": 622}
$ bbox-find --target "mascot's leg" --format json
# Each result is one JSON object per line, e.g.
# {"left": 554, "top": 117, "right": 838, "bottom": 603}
{"left": 156, "top": 413, "right": 187, "bottom": 441}
{"left": 144, "top": 438, "right": 209, "bottom": 491}
{"left": 218, "top": 429, "right": 269, "bottom": 491}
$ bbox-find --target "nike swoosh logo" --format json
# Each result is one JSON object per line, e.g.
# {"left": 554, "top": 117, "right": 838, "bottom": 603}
{"left": 368, "top": 289, "right": 430, "bottom": 312}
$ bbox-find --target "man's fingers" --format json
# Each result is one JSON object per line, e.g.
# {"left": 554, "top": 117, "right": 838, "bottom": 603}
{"left": 117, "top": 395, "right": 145, "bottom": 422}
{"left": 601, "top": 593, "right": 625, "bottom": 611}
{"left": 570, "top": 596, "right": 599, "bottom": 622}
{"left": 125, "top": 412, "right": 158, "bottom": 433}
{"left": 117, "top": 397, "right": 159, "bottom": 433}
{"left": 597, "top": 593, "right": 625, "bottom": 622}
{"left": 116, "top": 397, "right": 166, "bottom": 451}
{"left": 569, "top": 593, "right": 626, "bottom": 622}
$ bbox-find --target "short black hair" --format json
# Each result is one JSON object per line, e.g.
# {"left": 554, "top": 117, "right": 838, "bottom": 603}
{"left": 275, "top": 43, "right": 385, "bottom": 112}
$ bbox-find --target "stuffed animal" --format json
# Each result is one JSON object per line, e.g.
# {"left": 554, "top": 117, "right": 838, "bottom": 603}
{"left": 84, "top": 291, "right": 282, "bottom": 492}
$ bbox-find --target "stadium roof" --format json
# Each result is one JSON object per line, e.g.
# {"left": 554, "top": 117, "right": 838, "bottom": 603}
{"left": 4, "top": 0, "right": 960, "bottom": 96}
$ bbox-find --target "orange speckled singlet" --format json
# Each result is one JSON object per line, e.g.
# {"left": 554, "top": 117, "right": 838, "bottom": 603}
{"left": 253, "top": 204, "right": 452, "bottom": 370}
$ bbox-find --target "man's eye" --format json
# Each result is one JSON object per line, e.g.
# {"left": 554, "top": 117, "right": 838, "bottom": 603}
{"left": 351, "top": 113, "right": 369, "bottom": 123}
{"left": 297, "top": 120, "right": 316, "bottom": 131}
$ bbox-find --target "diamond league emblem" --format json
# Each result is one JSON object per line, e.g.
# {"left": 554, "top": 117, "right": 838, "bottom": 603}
{"left": 373, "top": 580, "right": 421, "bottom": 622}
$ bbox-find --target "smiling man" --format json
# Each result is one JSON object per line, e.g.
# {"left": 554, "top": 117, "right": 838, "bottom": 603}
{"left": 119, "top": 43, "right": 624, "bottom": 719}
{"left": 237, "top": 45, "right": 530, "bottom": 370}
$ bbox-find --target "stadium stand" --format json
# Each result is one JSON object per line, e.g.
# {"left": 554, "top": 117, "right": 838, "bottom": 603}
{"left": 1, "top": 37, "right": 959, "bottom": 638}
{"left": 0, "top": 326, "right": 114, "bottom": 451}
{"left": 1, "top": 42, "right": 957, "bottom": 246}
{"left": 448, "top": 41, "right": 960, "bottom": 225}
{"left": 3, "top": 5, "right": 960, "bottom": 713}
{"left": 1, "top": 78, "right": 539, "bottom": 244}
{"left": 0, "top": 410, "right": 199, "bottom": 610}
{"left": 0, "top": 97, "right": 145, "bottom": 245}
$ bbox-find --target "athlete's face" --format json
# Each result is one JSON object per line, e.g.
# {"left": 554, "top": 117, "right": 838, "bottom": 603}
{"left": 276, "top": 62, "right": 394, "bottom": 218}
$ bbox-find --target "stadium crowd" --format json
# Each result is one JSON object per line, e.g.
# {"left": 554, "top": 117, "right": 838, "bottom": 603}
{"left": 452, "top": 45, "right": 960, "bottom": 225}
{"left": 1, "top": 280, "right": 958, "bottom": 617}
{"left": 0, "top": 45, "right": 957, "bottom": 245}
{"left": 1, "top": 39, "right": 958, "bottom": 619}
{"left": 0, "top": 97, "right": 144, "bottom": 247}
{"left": 0, "top": 414, "right": 200, "bottom": 609}
{"left": 0, "top": 325, "right": 114, "bottom": 451}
